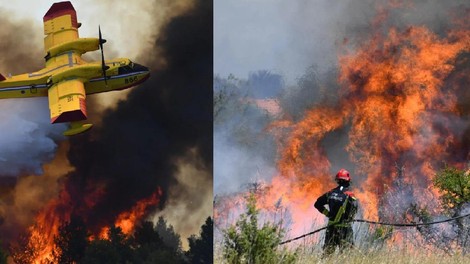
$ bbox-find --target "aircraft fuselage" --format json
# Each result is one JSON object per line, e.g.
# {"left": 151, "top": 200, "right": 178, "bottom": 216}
{"left": 0, "top": 57, "right": 149, "bottom": 99}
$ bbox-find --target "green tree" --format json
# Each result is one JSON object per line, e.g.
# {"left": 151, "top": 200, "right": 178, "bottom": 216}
{"left": 53, "top": 215, "right": 89, "bottom": 263}
{"left": 132, "top": 221, "right": 185, "bottom": 264}
{"left": 82, "top": 226, "right": 134, "bottom": 264}
{"left": 222, "top": 193, "right": 296, "bottom": 264}
{"left": 133, "top": 221, "right": 165, "bottom": 249}
{"left": 82, "top": 239, "right": 121, "bottom": 264}
{"left": 187, "top": 217, "right": 213, "bottom": 264}
{"left": 433, "top": 165, "right": 470, "bottom": 212}
{"left": 155, "top": 217, "right": 182, "bottom": 253}
{"left": 434, "top": 165, "right": 470, "bottom": 247}
{"left": 213, "top": 75, "right": 247, "bottom": 124}
{"left": 0, "top": 244, "right": 7, "bottom": 264}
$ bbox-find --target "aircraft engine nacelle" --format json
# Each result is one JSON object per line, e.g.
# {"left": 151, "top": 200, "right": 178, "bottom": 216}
{"left": 45, "top": 38, "right": 100, "bottom": 60}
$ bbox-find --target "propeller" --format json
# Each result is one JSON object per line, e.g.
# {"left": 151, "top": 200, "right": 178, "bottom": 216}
{"left": 99, "top": 26, "right": 109, "bottom": 85}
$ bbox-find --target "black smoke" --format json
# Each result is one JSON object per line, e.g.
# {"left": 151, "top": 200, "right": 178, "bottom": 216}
{"left": 62, "top": 0, "right": 212, "bottom": 231}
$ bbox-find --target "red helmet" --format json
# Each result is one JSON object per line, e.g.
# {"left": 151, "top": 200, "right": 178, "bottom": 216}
{"left": 335, "top": 169, "right": 351, "bottom": 182}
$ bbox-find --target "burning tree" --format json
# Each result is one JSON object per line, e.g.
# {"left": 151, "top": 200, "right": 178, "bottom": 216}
{"left": 1, "top": 0, "right": 213, "bottom": 261}
{"left": 214, "top": 0, "right": 470, "bottom": 257}
{"left": 8, "top": 215, "right": 211, "bottom": 264}
{"left": 82, "top": 226, "right": 134, "bottom": 264}
{"left": 260, "top": 2, "right": 470, "bottom": 244}
{"left": 52, "top": 215, "right": 88, "bottom": 263}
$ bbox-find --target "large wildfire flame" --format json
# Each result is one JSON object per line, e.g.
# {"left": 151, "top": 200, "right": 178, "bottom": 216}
{"left": 12, "top": 188, "right": 163, "bottom": 264}
{"left": 215, "top": 3, "right": 470, "bottom": 246}
{"left": 269, "top": 24, "right": 469, "bottom": 221}
{"left": 26, "top": 191, "right": 72, "bottom": 263}
{"left": 1, "top": 0, "right": 211, "bottom": 262}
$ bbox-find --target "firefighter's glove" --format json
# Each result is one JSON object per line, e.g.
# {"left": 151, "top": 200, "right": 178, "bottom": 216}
{"left": 322, "top": 209, "right": 329, "bottom": 216}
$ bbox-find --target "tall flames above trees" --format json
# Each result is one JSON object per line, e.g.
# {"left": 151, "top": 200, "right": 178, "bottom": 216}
{"left": 214, "top": 1, "right": 470, "bottom": 248}
{"left": 269, "top": 21, "right": 469, "bottom": 224}
{"left": 0, "top": 0, "right": 212, "bottom": 262}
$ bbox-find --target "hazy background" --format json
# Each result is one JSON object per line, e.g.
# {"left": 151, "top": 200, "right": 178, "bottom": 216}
{"left": 214, "top": 0, "right": 469, "bottom": 194}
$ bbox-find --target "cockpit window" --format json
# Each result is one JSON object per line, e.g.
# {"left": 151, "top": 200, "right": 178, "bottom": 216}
{"left": 118, "top": 65, "right": 133, "bottom": 74}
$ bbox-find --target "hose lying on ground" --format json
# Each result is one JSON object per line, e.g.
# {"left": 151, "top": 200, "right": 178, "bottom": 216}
{"left": 279, "top": 212, "right": 470, "bottom": 245}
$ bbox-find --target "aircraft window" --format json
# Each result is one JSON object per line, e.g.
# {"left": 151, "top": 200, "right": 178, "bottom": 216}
{"left": 118, "top": 65, "right": 133, "bottom": 75}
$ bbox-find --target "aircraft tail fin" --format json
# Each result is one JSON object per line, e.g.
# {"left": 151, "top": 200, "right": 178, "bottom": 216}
{"left": 0, "top": 73, "right": 5, "bottom": 81}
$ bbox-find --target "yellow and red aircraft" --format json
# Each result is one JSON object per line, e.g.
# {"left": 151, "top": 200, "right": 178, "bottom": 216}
{"left": 0, "top": 1, "right": 150, "bottom": 136}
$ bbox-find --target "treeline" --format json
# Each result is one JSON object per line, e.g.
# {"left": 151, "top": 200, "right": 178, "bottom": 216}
{"left": 1, "top": 216, "right": 212, "bottom": 264}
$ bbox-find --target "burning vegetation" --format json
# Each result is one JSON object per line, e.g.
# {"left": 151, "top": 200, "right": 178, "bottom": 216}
{"left": 0, "top": 0, "right": 212, "bottom": 263}
{"left": 215, "top": 0, "right": 470, "bottom": 258}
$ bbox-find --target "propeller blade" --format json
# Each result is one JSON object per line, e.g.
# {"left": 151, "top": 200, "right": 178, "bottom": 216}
{"left": 99, "top": 25, "right": 109, "bottom": 85}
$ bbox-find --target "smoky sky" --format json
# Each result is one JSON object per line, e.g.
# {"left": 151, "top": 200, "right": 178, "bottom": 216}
{"left": 214, "top": 74, "right": 279, "bottom": 194}
{"left": 214, "top": 0, "right": 469, "bottom": 196}
{"left": 215, "top": 0, "right": 469, "bottom": 84}
{"left": 0, "top": 11, "right": 65, "bottom": 177}
{"left": 59, "top": 0, "right": 212, "bottom": 231}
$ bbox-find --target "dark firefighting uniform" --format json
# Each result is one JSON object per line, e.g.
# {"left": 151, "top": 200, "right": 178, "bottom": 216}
{"left": 314, "top": 185, "right": 358, "bottom": 255}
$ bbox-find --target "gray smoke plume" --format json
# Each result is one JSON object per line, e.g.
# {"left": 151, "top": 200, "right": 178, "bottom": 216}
{"left": 215, "top": 0, "right": 468, "bottom": 83}
{"left": 0, "top": 11, "right": 65, "bottom": 177}
{"left": 214, "top": 73, "right": 280, "bottom": 194}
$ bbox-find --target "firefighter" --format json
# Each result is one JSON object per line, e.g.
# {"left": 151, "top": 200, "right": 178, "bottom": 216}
{"left": 314, "top": 168, "right": 358, "bottom": 256}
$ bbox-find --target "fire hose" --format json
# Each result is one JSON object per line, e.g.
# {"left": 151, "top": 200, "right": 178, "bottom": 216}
{"left": 279, "top": 212, "right": 470, "bottom": 245}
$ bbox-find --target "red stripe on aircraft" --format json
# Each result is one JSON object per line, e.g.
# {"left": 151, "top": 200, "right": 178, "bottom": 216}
{"left": 43, "top": 1, "right": 78, "bottom": 28}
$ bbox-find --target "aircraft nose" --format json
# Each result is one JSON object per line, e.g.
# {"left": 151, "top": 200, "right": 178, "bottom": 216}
{"left": 133, "top": 63, "right": 149, "bottom": 73}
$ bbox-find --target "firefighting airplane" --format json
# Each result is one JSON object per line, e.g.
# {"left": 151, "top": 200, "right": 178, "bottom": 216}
{"left": 0, "top": 1, "right": 150, "bottom": 136}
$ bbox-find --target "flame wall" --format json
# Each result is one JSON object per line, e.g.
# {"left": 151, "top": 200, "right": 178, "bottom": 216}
{"left": 214, "top": 0, "right": 470, "bottom": 243}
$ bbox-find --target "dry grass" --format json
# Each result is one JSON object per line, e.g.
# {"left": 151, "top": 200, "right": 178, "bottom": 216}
{"left": 214, "top": 246, "right": 470, "bottom": 264}
{"left": 296, "top": 248, "right": 470, "bottom": 264}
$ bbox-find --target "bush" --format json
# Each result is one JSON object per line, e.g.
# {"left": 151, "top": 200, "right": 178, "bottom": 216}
{"left": 222, "top": 193, "right": 296, "bottom": 264}
{"left": 433, "top": 165, "right": 470, "bottom": 248}
{"left": 433, "top": 165, "right": 470, "bottom": 212}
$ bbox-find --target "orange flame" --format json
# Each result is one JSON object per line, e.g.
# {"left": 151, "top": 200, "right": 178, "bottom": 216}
{"left": 99, "top": 188, "right": 163, "bottom": 239}
{"left": 216, "top": 5, "right": 469, "bottom": 243}
{"left": 25, "top": 191, "right": 71, "bottom": 264}
{"left": 266, "top": 21, "right": 468, "bottom": 235}
{"left": 16, "top": 184, "right": 162, "bottom": 263}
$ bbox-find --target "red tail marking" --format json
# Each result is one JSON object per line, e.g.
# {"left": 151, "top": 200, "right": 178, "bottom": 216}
{"left": 43, "top": 1, "right": 78, "bottom": 28}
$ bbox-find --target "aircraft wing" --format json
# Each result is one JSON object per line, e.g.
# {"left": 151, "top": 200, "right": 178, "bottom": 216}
{"left": 43, "top": 1, "right": 79, "bottom": 56}
{"left": 48, "top": 78, "right": 87, "bottom": 124}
